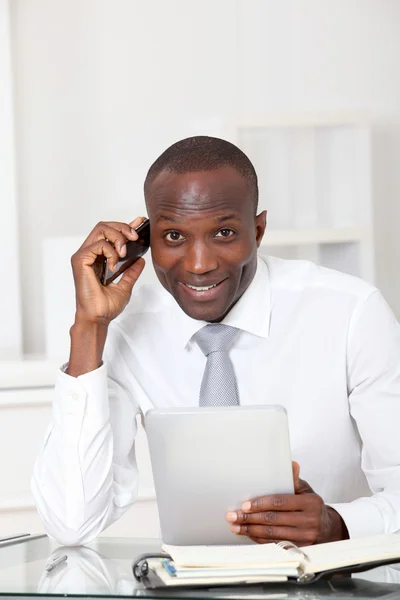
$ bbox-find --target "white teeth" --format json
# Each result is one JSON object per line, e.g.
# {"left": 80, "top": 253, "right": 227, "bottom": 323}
{"left": 186, "top": 283, "right": 218, "bottom": 291}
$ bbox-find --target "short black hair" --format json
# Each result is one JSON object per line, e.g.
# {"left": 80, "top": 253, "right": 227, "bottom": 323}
{"left": 144, "top": 135, "right": 258, "bottom": 211}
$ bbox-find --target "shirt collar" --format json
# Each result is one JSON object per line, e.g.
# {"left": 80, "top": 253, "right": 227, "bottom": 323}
{"left": 168, "top": 256, "right": 271, "bottom": 349}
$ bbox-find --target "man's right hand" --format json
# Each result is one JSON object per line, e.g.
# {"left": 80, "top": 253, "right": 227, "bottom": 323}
{"left": 67, "top": 217, "right": 146, "bottom": 377}
{"left": 71, "top": 217, "right": 146, "bottom": 325}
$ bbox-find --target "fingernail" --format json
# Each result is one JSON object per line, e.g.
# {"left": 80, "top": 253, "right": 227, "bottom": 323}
{"left": 120, "top": 244, "right": 126, "bottom": 257}
{"left": 231, "top": 525, "right": 241, "bottom": 534}
{"left": 226, "top": 512, "right": 237, "bottom": 523}
{"left": 131, "top": 228, "right": 138, "bottom": 236}
{"left": 242, "top": 501, "right": 252, "bottom": 512}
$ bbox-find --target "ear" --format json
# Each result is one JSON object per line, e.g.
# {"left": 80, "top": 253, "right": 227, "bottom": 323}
{"left": 255, "top": 210, "right": 267, "bottom": 248}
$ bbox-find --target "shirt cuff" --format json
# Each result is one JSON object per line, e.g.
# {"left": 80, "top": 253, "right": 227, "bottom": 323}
{"left": 329, "top": 498, "right": 384, "bottom": 538}
{"left": 52, "top": 363, "right": 109, "bottom": 443}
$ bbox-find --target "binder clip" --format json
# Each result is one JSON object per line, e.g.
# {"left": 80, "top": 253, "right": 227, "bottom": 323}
{"left": 132, "top": 553, "right": 172, "bottom": 582}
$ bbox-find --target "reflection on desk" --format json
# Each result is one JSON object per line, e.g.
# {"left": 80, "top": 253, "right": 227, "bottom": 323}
{"left": 38, "top": 546, "right": 135, "bottom": 596}
{"left": 0, "top": 535, "right": 160, "bottom": 596}
{"left": 1, "top": 536, "right": 400, "bottom": 599}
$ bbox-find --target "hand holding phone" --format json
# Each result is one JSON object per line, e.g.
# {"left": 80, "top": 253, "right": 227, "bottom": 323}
{"left": 100, "top": 218, "right": 150, "bottom": 285}
{"left": 68, "top": 216, "right": 148, "bottom": 378}
{"left": 70, "top": 217, "right": 147, "bottom": 326}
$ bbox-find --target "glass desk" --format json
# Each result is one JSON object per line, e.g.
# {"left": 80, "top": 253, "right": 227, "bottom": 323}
{"left": 0, "top": 535, "right": 400, "bottom": 600}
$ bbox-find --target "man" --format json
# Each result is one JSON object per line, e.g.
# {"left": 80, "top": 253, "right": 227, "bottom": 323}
{"left": 33, "top": 136, "right": 400, "bottom": 547}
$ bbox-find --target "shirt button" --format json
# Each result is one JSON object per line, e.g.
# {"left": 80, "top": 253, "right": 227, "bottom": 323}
{"left": 68, "top": 392, "right": 79, "bottom": 402}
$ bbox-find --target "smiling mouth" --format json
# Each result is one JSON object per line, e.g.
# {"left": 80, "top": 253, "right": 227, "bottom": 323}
{"left": 179, "top": 279, "right": 227, "bottom": 299}
{"left": 184, "top": 283, "right": 220, "bottom": 291}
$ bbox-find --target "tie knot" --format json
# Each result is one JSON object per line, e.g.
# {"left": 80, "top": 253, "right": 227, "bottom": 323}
{"left": 194, "top": 324, "right": 240, "bottom": 357}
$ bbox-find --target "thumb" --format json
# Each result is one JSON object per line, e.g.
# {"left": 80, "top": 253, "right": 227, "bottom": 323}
{"left": 292, "top": 460, "right": 315, "bottom": 494}
{"left": 115, "top": 257, "right": 146, "bottom": 295}
{"left": 292, "top": 461, "right": 300, "bottom": 489}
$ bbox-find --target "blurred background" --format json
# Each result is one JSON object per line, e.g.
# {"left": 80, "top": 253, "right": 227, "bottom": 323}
{"left": 0, "top": 0, "right": 399, "bottom": 537}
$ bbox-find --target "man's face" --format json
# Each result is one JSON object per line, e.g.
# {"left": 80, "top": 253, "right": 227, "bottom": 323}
{"left": 146, "top": 166, "right": 266, "bottom": 322}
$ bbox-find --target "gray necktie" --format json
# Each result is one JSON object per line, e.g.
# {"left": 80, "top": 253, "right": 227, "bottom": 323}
{"left": 194, "top": 324, "right": 240, "bottom": 407}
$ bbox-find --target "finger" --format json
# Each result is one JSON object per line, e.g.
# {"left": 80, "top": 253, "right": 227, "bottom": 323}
{"left": 241, "top": 494, "right": 312, "bottom": 513}
{"left": 81, "top": 222, "right": 139, "bottom": 253}
{"left": 296, "top": 477, "right": 315, "bottom": 495}
{"left": 79, "top": 240, "right": 120, "bottom": 271}
{"left": 292, "top": 461, "right": 315, "bottom": 494}
{"left": 292, "top": 459, "right": 315, "bottom": 495}
{"left": 87, "top": 224, "right": 137, "bottom": 256}
{"left": 129, "top": 216, "right": 146, "bottom": 228}
{"left": 230, "top": 524, "right": 316, "bottom": 543}
{"left": 227, "top": 509, "right": 314, "bottom": 528}
{"left": 113, "top": 257, "right": 146, "bottom": 295}
{"left": 292, "top": 461, "right": 300, "bottom": 490}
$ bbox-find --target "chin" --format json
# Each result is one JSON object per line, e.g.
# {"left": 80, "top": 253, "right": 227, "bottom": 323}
{"left": 178, "top": 300, "right": 228, "bottom": 323}
{"left": 168, "top": 280, "right": 238, "bottom": 323}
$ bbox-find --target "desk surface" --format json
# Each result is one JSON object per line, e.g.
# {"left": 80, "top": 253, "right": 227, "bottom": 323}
{"left": 0, "top": 535, "right": 400, "bottom": 600}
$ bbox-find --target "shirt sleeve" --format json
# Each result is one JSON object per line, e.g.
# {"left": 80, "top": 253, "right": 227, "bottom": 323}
{"left": 31, "top": 330, "right": 140, "bottom": 546}
{"left": 329, "top": 290, "right": 400, "bottom": 538}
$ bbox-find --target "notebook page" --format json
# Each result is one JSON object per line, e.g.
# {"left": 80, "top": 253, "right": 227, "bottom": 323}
{"left": 304, "top": 534, "right": 400, "bottom": 574}
{"left": 163, "top": 543, "right": 301, "bottom": 569}
{"left": 151, "top": 560, "right": 289, "bottom": 586}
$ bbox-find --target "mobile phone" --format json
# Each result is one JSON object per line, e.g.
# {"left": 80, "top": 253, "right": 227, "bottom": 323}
{"left": 100, "top": 218, "right": 150, "bottom": 285}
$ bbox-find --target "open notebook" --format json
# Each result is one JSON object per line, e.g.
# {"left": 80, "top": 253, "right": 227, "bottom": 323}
{"left": 133, "top": 534, "right": 400, "bottom": 587}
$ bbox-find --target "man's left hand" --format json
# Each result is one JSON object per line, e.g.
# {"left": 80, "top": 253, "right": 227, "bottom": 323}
{"left": 226, "top": 462, "right": 349, "bottom": 545}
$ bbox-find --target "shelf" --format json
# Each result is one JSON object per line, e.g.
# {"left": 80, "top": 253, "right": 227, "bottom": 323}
{"left": 0, "top": 491, "right": 35, "bottom": 512}
{"left": 0, "top": 358, "right": 59, "bottom": 390}
{"left": 261, "top": 227, "right": 371, "bottom": 247}
{"left": 0, "top": 486, "right": 156, "bottom": 513}
{"left": 0, "top": 387, "right": 54, "bottom": 407}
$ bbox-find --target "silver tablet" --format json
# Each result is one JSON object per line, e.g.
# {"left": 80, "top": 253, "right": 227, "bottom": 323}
{"left": 145, "top": 405, "right": 293, "bottom": 545}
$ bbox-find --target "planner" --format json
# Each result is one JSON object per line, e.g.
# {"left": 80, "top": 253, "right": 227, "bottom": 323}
{"left": 133, "top": 534, "right": 400, "bottom": 588}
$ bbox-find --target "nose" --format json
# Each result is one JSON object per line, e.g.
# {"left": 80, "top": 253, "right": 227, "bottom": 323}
{"left": 184, "top": 240, "right": 218, "bottom": 275}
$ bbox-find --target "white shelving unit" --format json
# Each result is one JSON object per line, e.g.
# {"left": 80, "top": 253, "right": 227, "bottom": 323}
{"left": 232, "top": 114, "right": 374, "bottom": 283}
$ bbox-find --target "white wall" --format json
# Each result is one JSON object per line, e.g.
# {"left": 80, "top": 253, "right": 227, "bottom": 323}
{"left": 237, "top": 0, "right": 400, "bottom": 316}
{"left": 10, "top": 0, "right": 238, "bottom": 354}
{"left": 0, "top": 0, "right": 22, "bottom": 359}
{"left": 9, "top": 0, "right": 400, "bottom": 356}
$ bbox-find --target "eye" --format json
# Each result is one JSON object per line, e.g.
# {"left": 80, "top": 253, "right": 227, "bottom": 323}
{"left": 215, "top": 228, "right": 235, "bottom": 238}
{"left": 165, "top": 231, "right": 185, "bottom": 242}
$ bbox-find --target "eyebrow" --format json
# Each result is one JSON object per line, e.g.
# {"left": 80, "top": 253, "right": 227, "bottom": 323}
{"left": 217, "top": 214, "right": 240, "bottom": 223}
{"left": 156, "top": 214, "right": 240, "bottom": 224}
{"left": 156, "top": 215, "right": 178, "bottom": 223}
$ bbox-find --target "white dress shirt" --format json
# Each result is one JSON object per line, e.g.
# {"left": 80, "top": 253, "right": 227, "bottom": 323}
{"left": 32, "top": 255, "right": 400, "bottom": 546}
